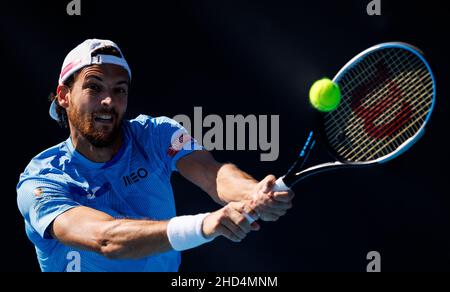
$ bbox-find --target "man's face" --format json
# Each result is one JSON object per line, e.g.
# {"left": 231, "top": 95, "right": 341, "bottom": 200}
{"left": 66, "top": 64, "right": 129, "bottom": 148}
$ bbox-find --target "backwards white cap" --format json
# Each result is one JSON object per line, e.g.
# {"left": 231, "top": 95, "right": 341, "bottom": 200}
{"left": 49, "top": 39, "right": 132, "bottom": 121}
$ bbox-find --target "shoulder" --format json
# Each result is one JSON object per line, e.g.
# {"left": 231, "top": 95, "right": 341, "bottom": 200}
{"left": 17, "top": 141, "right": 72, "bottom": 198}
{"left": 125, "top": 115, "right": 182, "bottom": 136}
{"left": 16, "top": 142, "right": 72, "bottom": 217}
{"left": 127, "top": 114, "right": 180, "bottom": 129}
{"left": 21, "top": 141, "right": 70, "bottom": 178}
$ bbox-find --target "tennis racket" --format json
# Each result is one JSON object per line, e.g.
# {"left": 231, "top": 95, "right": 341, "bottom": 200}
{"left": 246, "top": 42, "right": 436, "bottom": 223}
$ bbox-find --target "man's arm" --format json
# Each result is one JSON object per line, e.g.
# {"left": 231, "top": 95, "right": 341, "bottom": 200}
{"left": 177, "top": 150, "right": 295, "bottom": 221}
{"left": 50, "top": 201, "right": 259, "bottom": 260}
{"left": 177, "top": 150, "right": 257, "bottom": 205}
{"left": 50, "top": 206, "right": 171, "bottom": 259}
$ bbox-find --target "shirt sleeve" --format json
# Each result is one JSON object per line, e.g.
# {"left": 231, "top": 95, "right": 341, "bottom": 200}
{"left": 17, "top": 176, "right": 81, "bottom": 239}
{"left": 153, "top": 116, "right": 203, "bottom": 172}
{"left": 129, "top": 115, "right": 203, "bottom": 172}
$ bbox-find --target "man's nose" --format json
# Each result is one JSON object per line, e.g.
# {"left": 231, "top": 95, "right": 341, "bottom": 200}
{"left": 101, "top": 96, "right": 112, "bottom": 107}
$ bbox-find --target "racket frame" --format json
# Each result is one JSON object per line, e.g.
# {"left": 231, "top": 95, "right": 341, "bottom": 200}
{"left": 281, "top": 42, "right": 436, "bottom": 189}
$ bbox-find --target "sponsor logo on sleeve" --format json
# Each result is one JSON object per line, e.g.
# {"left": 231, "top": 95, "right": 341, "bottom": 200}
{"left": 167, "top": 133, "right": 192, "bottom": 157}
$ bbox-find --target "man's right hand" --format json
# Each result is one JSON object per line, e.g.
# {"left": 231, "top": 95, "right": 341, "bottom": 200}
{"left": 202, "top": 201, "right": 260, "bottom": 242}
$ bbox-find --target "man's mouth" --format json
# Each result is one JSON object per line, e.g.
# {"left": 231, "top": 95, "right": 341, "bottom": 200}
{"left": 94, "top": 114, "right": 114, "bottom": 124}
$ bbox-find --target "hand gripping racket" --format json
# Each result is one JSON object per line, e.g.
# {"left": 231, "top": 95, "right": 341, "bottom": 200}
{"left": 246, "top": 42, "right": 436, "bottom": 223}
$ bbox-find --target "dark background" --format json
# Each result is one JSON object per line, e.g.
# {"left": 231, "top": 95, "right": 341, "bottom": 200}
{"left": 1, "top": 0, "right": 449, "bottom": 272}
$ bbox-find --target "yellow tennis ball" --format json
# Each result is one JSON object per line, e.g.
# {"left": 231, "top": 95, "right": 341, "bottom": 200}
{"left": 309, "top": 78, "right": 342, "bottom": 112}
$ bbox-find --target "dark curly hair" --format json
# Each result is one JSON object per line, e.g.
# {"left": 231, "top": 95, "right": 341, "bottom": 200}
{"left": 48, "top": 46, "right": 124, "bottom": 128}
{"left": 48, "top": 74, "right": 75, "bottom": 128}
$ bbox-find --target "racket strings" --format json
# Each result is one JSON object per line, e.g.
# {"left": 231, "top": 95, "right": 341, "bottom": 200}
{"left": 325, "top": 49, "right": 420, "bottom": 131}
{"left": 323, "top": 51, "right": 413, "bottom": 136}
{"left": 338, "top": 57, "right": 432, "bottom": 161}
{"left": 365, "top": 108, "right": 429, "bottom": 160}
{"left": 323, "top": 47, "right": 433, "bottom": 162}
{"left": 345, "top": 59, "right": 423, "bottom": 129}
{"left": 340, "top": 73, "right": 432, "bottom": 161}
{"left": 347, "top": 81, "right": 432, "bottom": 161}
{"left": 350, "top": 73, "right": 431, "bottom": 140}
{"left": 334, "top": 70, "right": 431, "bottom": 156}
{"left": 343, "top": 69, "right": 432, "bottom": 160}
{"left": 341, "top": 90, "right": 431, "bottom": 161}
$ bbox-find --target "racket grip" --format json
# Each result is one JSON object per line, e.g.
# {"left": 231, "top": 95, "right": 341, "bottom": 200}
{"left": 244, "top": 177, "right": 291, "bottom": 224}
{"left": 272, "top": 176, "right": 290, "bottom": 192}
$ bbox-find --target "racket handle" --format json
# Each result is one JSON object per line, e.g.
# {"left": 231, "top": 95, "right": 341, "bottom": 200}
{"left": 244, "top": 177, "right": 291, "bottom": 224}
{"left": 272, "top": 176, "right": 290, "bottom": 192}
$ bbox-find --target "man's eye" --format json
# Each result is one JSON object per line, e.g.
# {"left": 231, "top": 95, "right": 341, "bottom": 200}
{"left": 115, "top": 88, "right": 128, "bottom": 94}
{"left": 87, "top": 84, "right": 101, "bottom": 92}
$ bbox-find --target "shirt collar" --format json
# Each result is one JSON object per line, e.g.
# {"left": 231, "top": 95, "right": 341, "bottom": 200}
{"left": 65, "top": 133, "right": 127, "bottom": 169}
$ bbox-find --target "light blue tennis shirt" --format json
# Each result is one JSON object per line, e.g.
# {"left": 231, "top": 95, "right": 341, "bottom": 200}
{"left": 16, "top": 115, "right": 201, "bottom": 272}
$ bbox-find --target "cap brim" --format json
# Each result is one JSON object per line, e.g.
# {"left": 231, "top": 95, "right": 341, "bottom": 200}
{"left": 49, "top": 100, "right": 60, "bottom": 121}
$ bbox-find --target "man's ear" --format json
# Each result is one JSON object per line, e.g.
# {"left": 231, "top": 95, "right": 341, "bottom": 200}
{"left": 56, "top": 85, "right": 70, "bottom": 110}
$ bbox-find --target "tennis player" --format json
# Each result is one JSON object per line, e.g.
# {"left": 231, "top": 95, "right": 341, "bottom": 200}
{"left": 16, "top": 39, "right": 294, "bottom": 272}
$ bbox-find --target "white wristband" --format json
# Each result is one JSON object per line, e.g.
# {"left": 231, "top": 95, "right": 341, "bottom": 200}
{"left": 166, "top": 213, "right": 214, "bottom": 251}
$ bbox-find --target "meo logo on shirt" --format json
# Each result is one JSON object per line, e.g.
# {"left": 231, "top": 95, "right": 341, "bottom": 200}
{"left": 123, "top": 167, "right": 149, "bottom": 187}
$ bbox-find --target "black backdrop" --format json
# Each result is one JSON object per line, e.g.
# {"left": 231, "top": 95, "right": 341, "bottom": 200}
{"left": 1, "top": 0, "right": 449, "bottom": 272}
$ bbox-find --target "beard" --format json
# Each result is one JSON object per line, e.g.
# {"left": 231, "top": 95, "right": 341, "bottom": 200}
{"left": 68, "top": 107, "right": 122, "bottom": 148}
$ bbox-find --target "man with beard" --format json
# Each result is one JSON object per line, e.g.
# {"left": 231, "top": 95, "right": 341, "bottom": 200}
{"left": 16, "top": 39, "right": 294, "bottom": 272}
